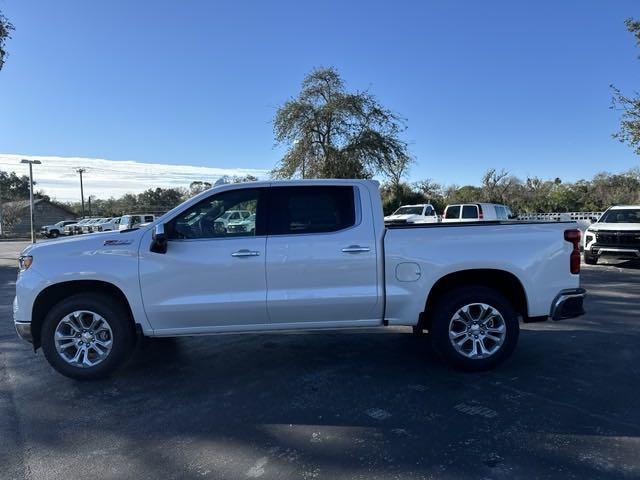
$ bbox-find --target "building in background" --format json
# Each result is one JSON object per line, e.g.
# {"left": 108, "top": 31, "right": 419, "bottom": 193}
{"left": 0, "top": 199, "right": 76, "bottom": 236}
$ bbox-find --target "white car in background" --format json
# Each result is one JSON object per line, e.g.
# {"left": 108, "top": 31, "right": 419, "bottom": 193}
{"left": 384, "top": 204, "right": 438, "bottom": 225}
{"left": 583, "top": 205, "right": 640, "bottom": 265}
{"left": 226, "top": 213, "right": 256, "bottom": 234}
{"left": 82, "top": 218, "right": 108, "bottom": 234}
{"left": 119, "top": 214, "right": 156, "bottom": 231}
{"left": 64, "top": 218, "right": 92, "bottom": 235}
{"left": 442, "top": 203, "right": 514, "bottom": 223}
{"left": 95, "top": 217, "right": 121, "bottom": 232}
{"left": 40, "top": 220, "right": 77, "bottom": 238}
{"left": 213, "top": 210, "right": 252, "bottom": 231}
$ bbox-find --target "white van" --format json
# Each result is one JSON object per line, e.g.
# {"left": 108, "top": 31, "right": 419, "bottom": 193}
{"left": 384, "top": 204, "right": 438, "bottom": 224}
{"left": 442, "top": 203, "right": 514, "bottom": 223}
{"left": 119, "top": 214, "right": 156, "bottom": 230}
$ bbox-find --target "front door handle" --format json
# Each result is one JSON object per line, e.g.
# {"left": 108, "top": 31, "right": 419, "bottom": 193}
{"left": 341, "top": 245, "right": 371, "bottom": 254}
{"left": 231, "top": 249, "right": 261, "bottom": 257}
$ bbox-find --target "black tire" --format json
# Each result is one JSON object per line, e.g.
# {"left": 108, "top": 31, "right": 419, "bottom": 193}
{"left": 584, "top": 253, "right": 598, "bottom": 265}
{"left": 41, "top": 293, "right": 135, "bottom": 380}
{"left": 50, "top": 230, "right": 59, "bottom": 238}
{"left": 430, "top": 286, "right": 519, "bottom": 371}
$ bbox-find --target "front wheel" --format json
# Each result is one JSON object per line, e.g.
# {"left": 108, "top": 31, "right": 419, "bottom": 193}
{"left": 584, "top": 253, "right": 598, "bottom": 265}
{"left": 41, "top": 293, "right": 135, "bottom": 380}
{"left": 430, "top": 286, "right": 519, "bottom": 371}
{"left": 50, "top": 230, "right": 59, "bottom": 238}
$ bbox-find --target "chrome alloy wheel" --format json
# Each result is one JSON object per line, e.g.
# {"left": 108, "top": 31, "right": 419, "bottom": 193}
{"left": 448, "top": 303, "right": 506, "bottom": 359}
{"left": 54, "top": 311, "right": 113, "bottom": 368}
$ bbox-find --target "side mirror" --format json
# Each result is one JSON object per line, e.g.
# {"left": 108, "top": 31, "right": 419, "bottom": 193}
{"left": 150, "top": 223, "right": 168, "bottom": 254}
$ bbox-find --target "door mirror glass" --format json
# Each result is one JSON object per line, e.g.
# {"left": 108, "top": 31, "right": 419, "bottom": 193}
{"left": 150, "top": 223, "right": 168, "bottom": 254}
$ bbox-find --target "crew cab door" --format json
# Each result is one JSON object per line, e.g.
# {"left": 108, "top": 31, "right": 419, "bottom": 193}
{"left": 139, "top": 187, "right": 269, "bottom": 333}
{"left": 265, "top": 185, "right": 381, "bottom": 327}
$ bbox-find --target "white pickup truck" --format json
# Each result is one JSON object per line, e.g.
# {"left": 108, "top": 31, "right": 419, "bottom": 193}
{"left": 14, "top": 180, "right": 585, "bottom": 380}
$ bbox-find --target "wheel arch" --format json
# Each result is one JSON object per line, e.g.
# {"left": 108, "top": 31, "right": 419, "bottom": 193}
{"left": 420, "top": 269, "right": 529, "bottom": 330}
{"left": 31, "top": 280, "right": 136, "bottom": 350}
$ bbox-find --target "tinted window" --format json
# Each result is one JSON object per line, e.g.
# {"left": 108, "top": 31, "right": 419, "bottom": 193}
{"left": 268, "top": 186, "right": 355, "bottom": 235}
{"left": 462, "top": 205, "right": 478, "bottom": 219}
{"left": 425, "top": 206, "right": 434, "bottom": 216}
{"left": 144, "top": 215, "right": 154, "bottom": 223}
{"left": 445, "top": 205, "right": 460, "bottom": 219}
{"left": 168, "top": 188, "right": 261, "bottom": 239}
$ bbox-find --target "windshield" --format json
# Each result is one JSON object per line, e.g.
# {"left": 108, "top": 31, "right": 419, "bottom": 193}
{"left": 393, "top": 206, "right": 423, "bottom": 215}
{"left": 599, "top": 208, "right": 640, "bottom": 223}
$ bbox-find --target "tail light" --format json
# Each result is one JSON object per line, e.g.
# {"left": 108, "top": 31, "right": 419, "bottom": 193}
{"left": 564, "top": 229, "right": 581, "bottom": 274}
{"left": 477, "top": 204, "right": 484, "bottom": 220}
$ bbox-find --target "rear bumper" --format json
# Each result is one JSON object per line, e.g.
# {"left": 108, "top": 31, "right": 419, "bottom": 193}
{"left": 550, "top": 288, "right": 586, "bottom": 321}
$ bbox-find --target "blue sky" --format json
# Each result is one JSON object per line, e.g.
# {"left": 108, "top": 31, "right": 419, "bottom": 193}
{"left": 0, "top": 0, "right": 639, "bottom": 194}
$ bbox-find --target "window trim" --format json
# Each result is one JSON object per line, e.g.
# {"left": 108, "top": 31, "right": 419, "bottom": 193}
{"left": 265, "top": 185, "right": 361, "bottom": 238}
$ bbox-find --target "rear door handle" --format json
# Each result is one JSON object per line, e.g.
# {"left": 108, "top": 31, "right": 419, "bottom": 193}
{"left": 231, "top": 249, "right": 261, "bottom": 257}
{"left": 341, "top": 245, "right": 371, "bottom": 254}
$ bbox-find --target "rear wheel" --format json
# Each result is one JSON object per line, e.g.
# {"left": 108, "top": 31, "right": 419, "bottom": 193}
{"left": 41, "top": 293, "right": 135, "bottom": 380}
{"left": 430, "top": 286, "right": 519, "bottom": 371}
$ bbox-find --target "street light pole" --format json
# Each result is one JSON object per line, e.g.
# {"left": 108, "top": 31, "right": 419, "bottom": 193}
{"left": 21, "top": 159, "right": 42, "bottom": 244}
{"left": 75, "top": 168, "right": 86, "bottom": 218}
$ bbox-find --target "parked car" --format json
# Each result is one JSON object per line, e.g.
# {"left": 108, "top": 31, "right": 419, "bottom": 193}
{"left": 119, "top": 214, "right": 156, "bottom": 231}
{"left": 81, "top": 218, "right": 108, "bottom": 234}
{"left": 95, "top": 217, "right": 121, "bottom": 232}
{"left": 583, "top": 205, "right": 640, "bottom": 265}
{"left": 212, "top": 209, "right": 252, "bottom": 232}
{"left": 14, "top": 180, "right": 585, "bottom": 380}
{"left": 442, "top": 203, "right": 514, "bottom": 223}
{"left": 226, "top": 213, "right": 256, "bottom": 234}
{"left": 64, "top": 218, "right": 92, "bottom": 236}
{"left": 384, "top": 204, "right": 438, "bottom": 225}
{"left": 40, "top": 220, "right": 77, "bottom": 238}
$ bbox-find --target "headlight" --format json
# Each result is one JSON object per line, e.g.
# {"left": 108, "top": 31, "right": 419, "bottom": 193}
{"left": 18, "top": 255, "right": 33, "bottom": 272}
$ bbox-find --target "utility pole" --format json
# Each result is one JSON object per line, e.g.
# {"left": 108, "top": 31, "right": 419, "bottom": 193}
{"left": 75, "top": 168, "right": 86, "bottom": 217}
{"left": 21, "top": 159, "right": 42, "bottom": 243}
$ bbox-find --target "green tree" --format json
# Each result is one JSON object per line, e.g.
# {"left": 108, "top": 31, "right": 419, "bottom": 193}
{"left": 273, "top": 67, "right": 413, "bottom": 184}
{"left": 0, "top": 10, "right": 14, "bottom": 72}
{"left": 0, "top": 170, "right": 31, "bottom": 201}
{"left": 611, "top": 18, "right": 640, "bottom": 154}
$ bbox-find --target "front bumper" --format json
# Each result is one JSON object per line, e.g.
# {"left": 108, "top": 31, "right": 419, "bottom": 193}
{"left": 550, "top": 288, "right": 586, "bottom": 321}
{"left": 15, "top": 322, "right": 33, "bottom": 343}
{"left": 590, "top": 245, "right": 640, "bottom": 258}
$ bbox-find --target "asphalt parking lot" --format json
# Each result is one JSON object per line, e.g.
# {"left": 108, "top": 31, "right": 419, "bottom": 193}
{"left": 1, "top": 240, "right": 639, "bottom": 479}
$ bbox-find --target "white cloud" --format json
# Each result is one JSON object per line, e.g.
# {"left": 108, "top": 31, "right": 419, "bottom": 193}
{"left": 0, "top": 153, "right": 269, "bottom": 202}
